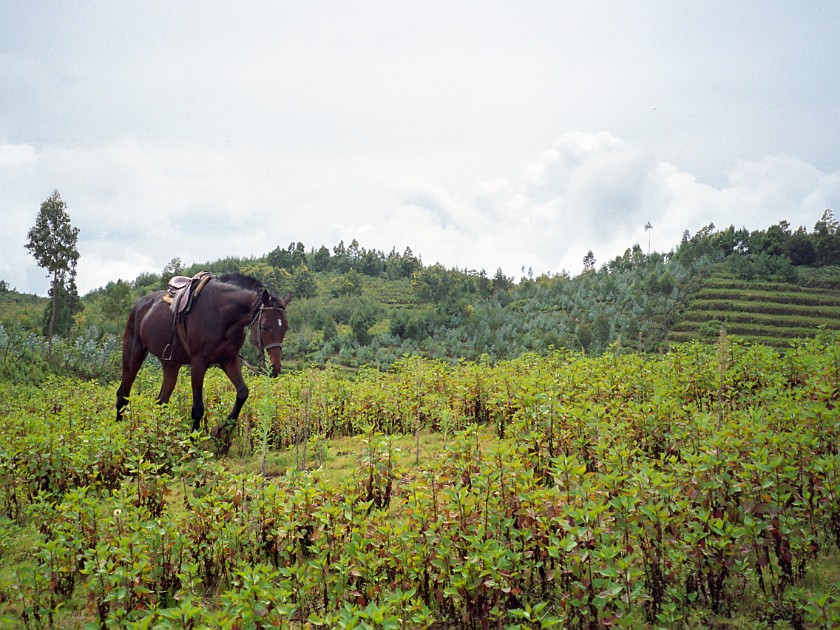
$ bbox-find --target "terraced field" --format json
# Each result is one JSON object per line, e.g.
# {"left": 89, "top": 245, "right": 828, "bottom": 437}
{"left": 666, "top": 275, "right": 840, "bottom": 347}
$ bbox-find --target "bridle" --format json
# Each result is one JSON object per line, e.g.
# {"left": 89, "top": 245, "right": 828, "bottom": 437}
{"left": 248, "top": 302, "right": 287, "bottom": 372}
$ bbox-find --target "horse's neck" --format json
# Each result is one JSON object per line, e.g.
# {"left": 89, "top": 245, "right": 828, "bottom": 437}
{"left": 223, "top": 288, "right": 260, "bottom": 324}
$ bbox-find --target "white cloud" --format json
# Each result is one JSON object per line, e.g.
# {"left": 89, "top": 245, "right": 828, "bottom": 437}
{"left": 0, "top": 142, "right": 37, "bottom": 167}
{"left": 388, "top": 132, "right": 840, "bottom": 278}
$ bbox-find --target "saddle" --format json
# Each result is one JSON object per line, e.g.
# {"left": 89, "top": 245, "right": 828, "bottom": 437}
{"left": 161, "top": 271, "right": 212, "bottom": 360}
{"left": 163, "top": 271, "right": 213, "bottom": 315}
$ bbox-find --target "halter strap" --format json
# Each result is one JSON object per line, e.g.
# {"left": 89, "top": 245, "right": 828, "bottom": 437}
{"left": 251, "top": 303, "right": 285, "bottom": 353}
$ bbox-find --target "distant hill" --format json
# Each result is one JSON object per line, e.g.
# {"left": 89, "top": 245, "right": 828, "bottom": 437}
{"left": 0, "top": 286, "right": 46, "bottom": 332}
{"left": 2, "top": 214, "right": 840, "bottom": 380}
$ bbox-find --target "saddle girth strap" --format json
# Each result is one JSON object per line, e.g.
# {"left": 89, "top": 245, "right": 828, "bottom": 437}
{"left": 176, "top": 316, "right": 190, "bottom": 356}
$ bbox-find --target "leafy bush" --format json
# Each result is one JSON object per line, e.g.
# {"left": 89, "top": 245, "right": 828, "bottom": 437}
{"left": 2, "top": 333, "right": 839, "bottom": 627}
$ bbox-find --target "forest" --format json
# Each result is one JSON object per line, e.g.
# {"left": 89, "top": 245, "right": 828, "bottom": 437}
{"left": 2, "top": 210, "right": 840, "bottom": 383}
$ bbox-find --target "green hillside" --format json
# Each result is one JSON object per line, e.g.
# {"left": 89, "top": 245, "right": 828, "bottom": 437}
{"left": 3, "top": 214, "right": 840, "bottom": 381}
{"left": 0, "top": 288, "right": 45, "bottom": 331}
{"left": 666, "top": 274, "right": 840, "bottom": 347}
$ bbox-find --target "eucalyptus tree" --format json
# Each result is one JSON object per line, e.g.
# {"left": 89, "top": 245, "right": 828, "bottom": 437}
{"left": 24, "top": 190, "right": 80, "bottom": 354}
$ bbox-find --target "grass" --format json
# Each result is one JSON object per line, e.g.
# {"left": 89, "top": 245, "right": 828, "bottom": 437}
{"left": 680, "top": 310, "right": 839, "bottom": 330}
{"left": 227, "top": 424, "right": 500, "bottom": 486}
{"left": 693, "top": 290, "right": 840, "bottom": 307}
{"left": 687, "top": 299, "right": 840, "bottom": 319}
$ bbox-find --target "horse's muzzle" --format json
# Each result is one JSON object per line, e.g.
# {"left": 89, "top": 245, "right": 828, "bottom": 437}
{"left": 265, "top": 346, "right": 283, "bottom": 377}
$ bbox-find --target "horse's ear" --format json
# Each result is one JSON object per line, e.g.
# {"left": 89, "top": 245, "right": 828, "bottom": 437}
{"left": 261, "top": 289, "right": 271, "bottom": 306}
{"left": 280, "top": 292, "right": 293, "bottom": 308}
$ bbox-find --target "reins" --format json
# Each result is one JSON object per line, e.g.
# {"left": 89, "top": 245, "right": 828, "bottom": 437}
{"left": 239, "top": 352, "right": 268, "bottom": 375}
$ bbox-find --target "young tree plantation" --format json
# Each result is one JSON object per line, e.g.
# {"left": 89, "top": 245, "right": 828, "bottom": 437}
{"left": 5, "top": 214, "right": 838, "bottom": 381}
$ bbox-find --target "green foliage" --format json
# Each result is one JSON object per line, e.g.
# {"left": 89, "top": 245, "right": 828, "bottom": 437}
{"left": 813, "top": 209, "right": 840, "bottom": 266}
{"left": 79, "top": 280, "right": 134, "bottom": 336}
{"left": 3, "top": 214, "right": 840, "bottom": 627}
{"left": 1, "top": 334, "right": 840, "bottom": 626}
{"left": 267, "top": 241, "right": 307, "bottom": 271}
{"left": 333, "top": 269, "right": 364, "bottom": 297}
{"left": 676, "top": 214, "right": 840, "bottom": 274}
{"left": 5, "top": 213, "right": 840, "bottom": 378}
{"left": 24, "top": 190, "right": 80, "bottom": 284}
{"left": 25, "top": 190, "right": 81, "bottom": 350}
{"left": 0, "top": 323, "right": 120, "bottom": 384}
{"left": 41, "top": 276, "right": 81, "bottom": 338}
{"left": 349, "top": 303, "right": 379, "bottom": 345}
{"left": 697, "top": 319, "right": 725, "bottom": 340}
{"left": 291, "top": 264, "right": 318, "bottom": 298}
{"left": 669, "top": 274, "right": 840, "bottom": 348}
{"left": 0, "top": 289, "right": 45, "bottom": 333}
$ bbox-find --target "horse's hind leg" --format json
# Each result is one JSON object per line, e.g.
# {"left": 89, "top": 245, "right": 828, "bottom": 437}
{"left": 157, "top": 363, "right": 180, "bottom": 406}
{"left": 189, "top": 361, "right": 210, "bottom": 432}
{"left": 116, "top": 320, "right": 148, "bottom": 420}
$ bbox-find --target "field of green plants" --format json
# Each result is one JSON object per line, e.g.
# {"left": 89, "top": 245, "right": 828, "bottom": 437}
{"left": 1, "top": 332, "right": 838, "bottom": 628}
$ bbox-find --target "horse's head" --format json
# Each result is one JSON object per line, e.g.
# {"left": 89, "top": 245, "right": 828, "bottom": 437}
{"left": 250, "top": 290, "right": 292, "bottom": 377}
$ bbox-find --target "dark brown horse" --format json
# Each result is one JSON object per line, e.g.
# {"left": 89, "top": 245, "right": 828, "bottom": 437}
{"left": 116, "top": 272, "right": 292, "bottom": 451}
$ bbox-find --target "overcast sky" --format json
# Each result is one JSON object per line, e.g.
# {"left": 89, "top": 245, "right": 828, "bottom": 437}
{"left": 2, "top": 1, "right": 839, "bottom": 296}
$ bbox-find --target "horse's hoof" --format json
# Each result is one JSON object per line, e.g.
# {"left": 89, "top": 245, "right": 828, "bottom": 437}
{"left": 212, "top": 423, "right": 234, "bottom": 457}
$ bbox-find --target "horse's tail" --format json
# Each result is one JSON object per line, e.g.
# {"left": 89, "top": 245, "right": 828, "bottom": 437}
{"left": 121, "top": 303, "right": 140, "bottom": 362}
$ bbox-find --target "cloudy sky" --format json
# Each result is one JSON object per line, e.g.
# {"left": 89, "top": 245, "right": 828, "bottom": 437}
{"left": 2, "top": 2, "right": 839, "bottom": 295}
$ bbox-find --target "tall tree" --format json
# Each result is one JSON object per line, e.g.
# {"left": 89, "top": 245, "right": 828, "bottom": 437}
{"left": 25, "top": 190, "right": 81, "bottom": 354}
{"left": 162, "top": 257, "right": 183, "bottom": 279}
{"left": 43, "top": 275, "right": 81, "bottom": 339}
{"left": 101, "top": 280, "right": 133, "bottom": 322}
{"left": 813, "top": 209, "right": 840, "bottom": 266}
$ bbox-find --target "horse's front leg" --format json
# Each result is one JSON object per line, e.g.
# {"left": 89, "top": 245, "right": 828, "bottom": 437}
{"left": 221, "top": 355, "right": 249, "bottom": 422}
{"left": 210, "top": 356, "right": 249, "bottom": 456}
{"left": 189, "top": 360, "right": 209, "bottom": 432}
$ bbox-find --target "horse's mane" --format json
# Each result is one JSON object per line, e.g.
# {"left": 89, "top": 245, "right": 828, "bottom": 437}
{"left": 216, "top": 272, "right": 266, "bottom": 293}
